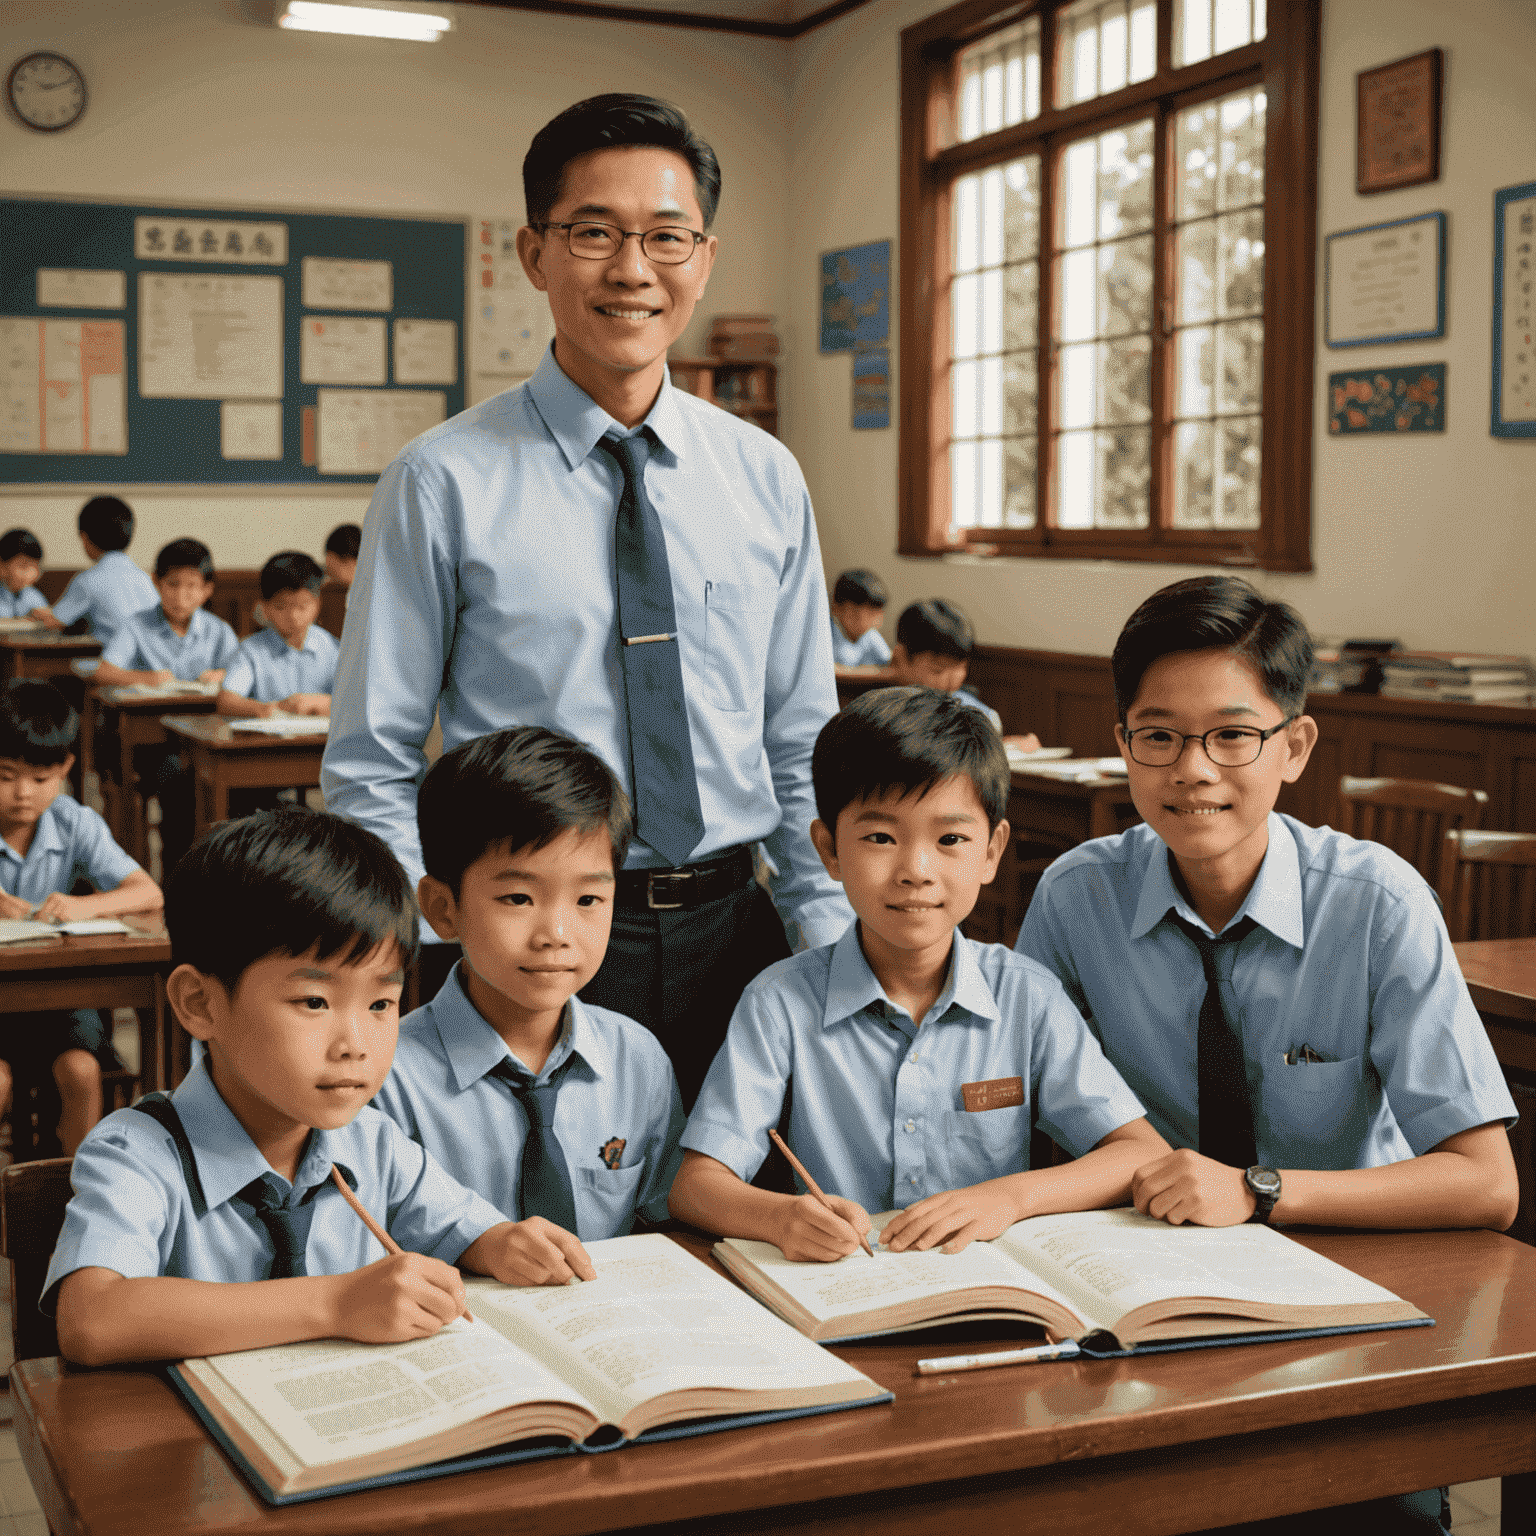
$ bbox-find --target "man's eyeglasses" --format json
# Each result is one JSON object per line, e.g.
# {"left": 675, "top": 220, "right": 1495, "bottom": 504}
{"left": 1123, "top": 719, "right": 1297, "bottom": 768}
{"left": 537, "top": 221, "right": 707, "bottom": 265}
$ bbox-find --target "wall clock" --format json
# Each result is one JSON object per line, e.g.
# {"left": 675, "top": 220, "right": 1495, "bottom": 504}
{"left": 7, "top": 52, "right": 87, "bottom": 132}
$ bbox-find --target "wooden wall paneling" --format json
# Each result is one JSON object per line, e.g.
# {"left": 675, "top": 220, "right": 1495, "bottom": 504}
{"left": 1360, "top": 719, "right": 1491, "bottom": 797}
{"left": 1506, "top": 1075, "right": 1536, "bottom": 1247}
{"left": 1508, "top": 747, "right": 1536, "bottom": 834}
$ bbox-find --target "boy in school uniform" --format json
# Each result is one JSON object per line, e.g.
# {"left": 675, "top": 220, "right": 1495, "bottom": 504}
{"left": 1016, "top": 575, "right": 1517, "bottom": 1536}
{"left": 829, "top": 568, "right": 891, "bottom": 668}
{"left": 375, "top": 727, "right": 685, "bottom": 1264}
{"left": 0, "top": 528, "right": 49, "bottom": 621}
{"left": 46, "top": 808, "right": 601, "bottom": 1368}
{"left": 0, "top": 680, "right": 163, "bottom": 1154}
{"left": 218, "top": 551, "right": 338, "bottom": 720}
{"left": 889, "top": 598, "right": 1041, "bottom": 752}
{"left": 33, "top": 496, "right": 157, "bottom": 645}
{"left": 324, "top": 523, "right": 361, "bottom": 590}
{"left": 670, "top": 687, "right": 1164, "bottom": 1261}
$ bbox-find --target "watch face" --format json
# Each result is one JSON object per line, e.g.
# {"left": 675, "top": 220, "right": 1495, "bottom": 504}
{"left": 8, "top": 53, "right": 86, "bottom": 132}
{"left": 1247, "top": 1166, "right": 1282, "bottom": 1196}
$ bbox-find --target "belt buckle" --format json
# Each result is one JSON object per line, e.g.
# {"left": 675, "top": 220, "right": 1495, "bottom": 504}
{"left": 646, "top": 870, "right": 691, "bottom": 910}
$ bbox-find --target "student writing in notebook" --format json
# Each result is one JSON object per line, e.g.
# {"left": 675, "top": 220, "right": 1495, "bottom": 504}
{"left": 828, "top": 567, "right": 891, "bottom": 668}
{"left": 46, "top": 810, "right": 614, "bottom": 1367}
{"left": 218, "top": 552, "right": 337, "bottom": 721}
{"left": 375, "top": 727, "right": 685, "bottom": 1281}
{"left": 670, "top": 688, "right": 1165, "bottom": 1260}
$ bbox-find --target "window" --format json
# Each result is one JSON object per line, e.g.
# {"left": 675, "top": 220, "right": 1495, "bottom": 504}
{"left": 899, "top": 0, "right": 1319, "bottom": 569}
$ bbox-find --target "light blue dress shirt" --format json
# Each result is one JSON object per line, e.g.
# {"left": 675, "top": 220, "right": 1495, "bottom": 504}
{"left": 101, "top": 604, "right": 239, "bottom": 678}
{"left": 0, "top": 585, "right": 46, "bottom": 619}
{"left": 51, "top": 551, "right": 157, "bottom": 643}
{"left": 682, "top": 922, "right": 1145, "bottom": 1213}
{"left": 222, "top": 624, "right": 339, "bottom": 702}
{"left": 322, "top": 347, "right": 852, "bottom": 949}
{"left": 831, "top": 620, "right": 891, "bottom": 668}
{"left": 43, "top": 1058, "right": 508, "bottom": 1308}
{"left": 374, "top": 964, "right": 685, "bottom": 1239}
{"left": 953, "top": 688, "right": 1003, "bottom": 733}
{"left": 1015, "top": 814, "right": 1517, "bottom": 1171}
{"left": 0, "top": 794, "right": 140, "bottom": 904}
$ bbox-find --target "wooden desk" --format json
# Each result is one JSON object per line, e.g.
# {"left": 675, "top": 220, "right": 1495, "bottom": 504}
{"left": 834, "top": 664, "right": 897, "bottom": 709}
{"left": 11, "top": 1228, "right": 1536, "bottom": 1536}
{"left": 161, "top": 715, "right": 327, "bottom": 834}
{"left": 0, "top": 921, "right": 175, "bottom": 1092}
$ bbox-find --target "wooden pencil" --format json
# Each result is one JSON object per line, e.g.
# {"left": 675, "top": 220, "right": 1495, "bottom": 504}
{"left": 767, "top": 1128, "right": 876, "bottom": 1258}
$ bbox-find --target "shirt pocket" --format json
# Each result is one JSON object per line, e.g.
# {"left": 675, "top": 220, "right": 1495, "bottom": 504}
{"left": 702, "top": 581, "right": 777, "bottom": 714}
{"left": 574, "top": 1158, "right": 648, "bottom": 1239}
{"left": 939, "top": 1106, "right": 1031, "bottom": 1182}
{"left": 1256, "top": 1055, "right": 1372, "bottom": 1167}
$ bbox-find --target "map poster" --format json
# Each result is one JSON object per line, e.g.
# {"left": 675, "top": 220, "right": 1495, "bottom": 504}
{"left": 820, "top": 240, "right": 890, "bottom": 353}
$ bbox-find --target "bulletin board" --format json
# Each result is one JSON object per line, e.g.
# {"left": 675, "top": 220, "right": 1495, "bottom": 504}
{"left": 0, "top": 196, "right": 466, "bottom": 487}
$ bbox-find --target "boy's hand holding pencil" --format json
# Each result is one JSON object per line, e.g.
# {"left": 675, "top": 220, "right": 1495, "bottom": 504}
{"left": 768, "top": 1129, "right": 875, "bottom": 1263}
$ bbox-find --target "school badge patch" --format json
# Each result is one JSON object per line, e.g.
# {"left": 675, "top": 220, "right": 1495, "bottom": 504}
{"left": 599, "top": 1136, "right": 626, "bottom": 1170}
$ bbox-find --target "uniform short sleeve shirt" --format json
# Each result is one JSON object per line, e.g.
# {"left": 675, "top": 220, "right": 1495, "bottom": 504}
{"left": 831, "top": 621, "right": 892, "bottom": 668}
{"left": 0, "top": 794, "right": 139, "bottom": 904}
{"left": 0, "top": 585, "right": 46, "bottom": 619}
{"left": 101, "top": 604, "right": 240, "bottom": 677}
{"left": 51, "top": 551, "right": 158, "bottom": 642}
{"left": 222, "top": 624, "right": 339, "bottom": 702}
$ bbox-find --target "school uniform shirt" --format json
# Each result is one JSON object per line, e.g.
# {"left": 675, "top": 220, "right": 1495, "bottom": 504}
{"left": 50, "top": 550, "right": 157, "bottom": 644}
{"left": 831, "top": 618, "right": 891, "bottom": 668}
{"left": 0, "top": 585, "right": 46, "bottom": 618}
{"left": 323, "top": 344, "right": 852, "bottom": 950}
{"left": 1015, "top": 813, "right": 1518, "bottom": 1171}
{"left": 222, "top": 623, "right": 339, "bottom": 702}
{"left": 682, "top": 922, "right": 1145, "bottom": 1213}
{"left": 100, "top": 604, "right": 240, "bottom": 679}
{"left": 42, "top": 1057, "right": 508, "bottom": 1308}
{"left": 952, "top": 688, "right": 1003, "bottom": 734}
{"left": 0, "top": 793, "right": 139, "bottom": 904}
{"left": 374, "top": 963, "right": 685, "bottom": 1239}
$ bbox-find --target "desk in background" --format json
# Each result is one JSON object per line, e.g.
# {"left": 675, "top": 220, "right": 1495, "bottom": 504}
{"left": 161, "top": 715, "right": 327, "bottom": 835}
{"left": 11, "top": 1227, "right": 1536, "bottom": 1536}
{"left": 2, "top": 633, "right": 101, "bottom": 800}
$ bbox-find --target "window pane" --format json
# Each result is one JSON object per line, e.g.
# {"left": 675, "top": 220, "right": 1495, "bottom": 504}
{"left": 1058, "top": 431, "right": 1095, "bottom": 527}
{"left": 1219, "top": 416, "right": 1261, "bottom": 528}
{"left": 1059, "top": 248, "right": 1097, "bottom": 341}
{"left": 979, "top": 438, "right": 1004, "bottom": 526}
{"left": 1218, "top": 207, "right": 1265, "bottom": 316}
{"left": 1060, "top": 343, "right": 1096, "bottom": 428}
{"left": 1097, "top": 427, "right": 1151, "bottom": 527}
{"left": 1004, "top": 437, "right": 1037, "bottom": 528}
{"left": 1099, "top": 119, "right": 1154, "bottom": 238}
{"left": 1004, "top": 352, "right": 1038, "bottom": 435}
{"left": 1055, "top": 0, "right": 1156, "bottom": 109}
{"left": 1175, "top": 219, "right": 1216, "bottom": 324}
{"left": 980, "top": 268, "right": 1003, "bottom": 352}
{"left": 980, "top": 355, "right": 1004, "bottom": 435}
{"left": 1101, "top": 336, "right": 1152, "bottom": 424}
{"left": 1220, "top": 89, "right": 1266, "bottom": 211}
{"left": 951, "top": 441, "right": 978, "bottom": 529}
{"left": 1062, "top": 141, "right": 1099, "bottom": 249}
{"left": 1175, "top": 0, "right": 1265, "bottom": 66}
{"left": 952, "top": 273, "right": 980, "bottom": 359}
{"left": 954, "top": 16, "right": 1042, "bottom": 144}
{"left": 1177, "top": 325, "right": 1214, "bottom": 416}
{"left": 1003, "top": 158, "right": 1041, "bottom": 260}
{"left": 953, "top": 177, "right": 980, "bottom": 273}
{"left": 1217, "top": 318, "right": 1263, "bottom": 413}
{"left": 1004, "top": 262, "right": 1039, "bottom": 348}
{"left": 952, "top": 359, "right": 979, "bottom": 437}
{"left": 1100, "top": 235, "right": 1154, "bottom": 336}
{"left": 1176, "top": 101, "right": 1219, "bottom": 222}
{"left": 1173, "top": 419, "right": 1215, "bottom": 526}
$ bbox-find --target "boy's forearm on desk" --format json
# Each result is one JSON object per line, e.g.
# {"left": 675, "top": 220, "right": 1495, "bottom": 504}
{"left": 217, "top": 688, "right": 270, "bottom": 717}
{"left": 1015, "top": 1119, "right": 1170, "bottom": 1220}
{"left": 669, "top": 1151, "right": 791, "bottom": 1243}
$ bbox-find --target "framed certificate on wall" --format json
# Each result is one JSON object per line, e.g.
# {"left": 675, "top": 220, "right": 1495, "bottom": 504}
{"left": 1493, "top": 180, "right": 1536, "bottom": 437}
{"left": 1324, "top": 212, "right": 1445, "bottom": 348}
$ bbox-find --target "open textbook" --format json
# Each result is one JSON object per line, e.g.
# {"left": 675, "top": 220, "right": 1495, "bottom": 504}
{"left": 0, "top": 917, "right": 133, "bottom": 945}
{"left": 228, "top": 714, "right": 330, "bottom": 736}
{"left": 714, "top": 1208, "right": 1431, "bottom": 1353}
{"left": 169, "top": 1234, "right": 888, "bottom": 1505}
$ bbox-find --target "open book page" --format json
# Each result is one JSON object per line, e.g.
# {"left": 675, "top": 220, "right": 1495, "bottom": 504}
{"left": 114, "top": 679, "right": 220, "bottom": 698}
{"left": 228, "top": 714, "right": 329, "bottom": 736}
{"left": 466, "top": 1233, "right": 878, "bottom": 1436}
{"left": 187, "top": 1315, "right": 596, "bottom": 1483}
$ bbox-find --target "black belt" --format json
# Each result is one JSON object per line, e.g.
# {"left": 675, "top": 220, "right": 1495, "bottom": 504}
{"left": 616, "top": 846, "right": 754, "bottom": 911}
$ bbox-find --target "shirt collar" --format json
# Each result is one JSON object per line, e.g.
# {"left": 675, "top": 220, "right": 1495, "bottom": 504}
{"left": 1130, "top": 813, "right": 1305, "bottom": 948}
{"left": 525, "top": 342, "right": 685, "bottom": 471}
{"left": 0, "top": 797, "right": 69, "bottom": 868}
{"left": 821, "top": 920, "right": 1000, "bottom": 1029}
{"left": 270, "top": 624, "right": 318, "bottom": 656}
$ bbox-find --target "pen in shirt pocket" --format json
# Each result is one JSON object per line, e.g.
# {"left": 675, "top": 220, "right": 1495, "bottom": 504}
{"left": 1282, "top": 1044, "right": 1325, "bottom": 1065}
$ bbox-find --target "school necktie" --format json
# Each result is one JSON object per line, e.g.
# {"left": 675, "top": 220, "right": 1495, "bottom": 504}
{"left": 235, "top": 1173, "right": 312, "bottom": 1279}
{"left": 593, "top": 430, "right": 706, "bottom": 868}
{"left": 1170, "top": 914, "right": 1258, "bottom": 1170}
{"left": 488, "top": 1055, "right": 580, "bottom": 1233}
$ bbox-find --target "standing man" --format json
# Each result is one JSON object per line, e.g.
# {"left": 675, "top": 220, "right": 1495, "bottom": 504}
{"left": 323, "top": 94, "right": 851, "bottom": 1104}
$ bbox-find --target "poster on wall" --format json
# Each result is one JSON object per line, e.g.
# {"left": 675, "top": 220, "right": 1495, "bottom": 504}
{"left": 852, "top": 347, "right": 890, "bottom": 429}
{"left": 820, "top": 240, "right": 889, "bottom": 353}
{"left": 1324, "top": 213, "right": 1444, "bottom": 348}
{"left": 1492, "top": 179, "right": 1536, "bottom": 437}
{"left": 1327, "top": 363, "right": 1444, "bottom": 434}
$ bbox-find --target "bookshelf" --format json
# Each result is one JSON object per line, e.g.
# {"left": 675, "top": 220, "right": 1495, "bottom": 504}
{"left": 668, "top": 356, "right": 778, "bottom": 437}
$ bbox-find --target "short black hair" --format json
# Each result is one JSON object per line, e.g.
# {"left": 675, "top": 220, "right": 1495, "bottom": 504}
{"left": 77, "top": 496, "right": 134, "bottom": 552}
{"left": 833, "top": 568, "right": 888, "bottom": 608}
{"left": 260, "top": 550, "right": 324, "bottom": 600}
{"left": 813, "top": 686, "right": 1009, "bottom": 839}
{"left": 325, "top": 523, "right": 362, "bottom": 561}
{"left": 1111, "top": 576, "right": 1315, "bottom": 722}
{"left": 524, "top": 93, "right": 722, "bottom": 230}
{"left": 896, "top": 598, "right": 975, "bottom": 662}
{"left": 155, "top": 537, "right": 215, "bottom": 582}
{"left": 419, "top": 726, "right": 633, "bottom": 894}
{"left": 165, "top": 809, "right": 419, "bottom": 992}
{"left": 0, "top": 528, "right": 43, "bottom": 564}
{"left": 0, "top": 679, "right": 78, "bottom": 766}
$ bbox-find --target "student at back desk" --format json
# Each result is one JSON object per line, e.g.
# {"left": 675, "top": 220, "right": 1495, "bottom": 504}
{"left": 32, "top": 497, "right": 156, "bottom": 646}
{"left": 0, "top": 529, "right": 49, "bottom": 622}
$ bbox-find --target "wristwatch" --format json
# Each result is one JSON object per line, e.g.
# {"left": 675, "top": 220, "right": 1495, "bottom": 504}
{"left": 1244, "top": 1166, "right": 1282, "bottom": 1224}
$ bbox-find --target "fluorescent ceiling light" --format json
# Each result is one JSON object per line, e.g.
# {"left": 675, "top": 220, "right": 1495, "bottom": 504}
{"left": 278, "top": 2, "right": 452, "bottom": 41}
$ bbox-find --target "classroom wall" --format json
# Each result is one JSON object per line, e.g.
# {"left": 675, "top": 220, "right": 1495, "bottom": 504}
{"left": 0, "top": 0, "right": 791, "bottom": 570}
{"left": 786, "top": 0, "right": 1536, "bottom": 658}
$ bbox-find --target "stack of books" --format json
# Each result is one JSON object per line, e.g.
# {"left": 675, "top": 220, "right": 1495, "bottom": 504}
{"left": 1310, "top": 639, "right": 1400, "bottom": 694}
{"left": 1378, "top": 652, "right": 1536, "bottom": 705}
{"left": 707, "top": 314, "right": 779, "bottom": 360}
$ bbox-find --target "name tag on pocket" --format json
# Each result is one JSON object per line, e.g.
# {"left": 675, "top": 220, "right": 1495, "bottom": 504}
{"left": 961, "top": 1076, "right": 1024, "bottom": 1113}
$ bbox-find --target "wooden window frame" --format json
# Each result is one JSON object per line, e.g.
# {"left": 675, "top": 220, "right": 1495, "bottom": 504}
{"left": 898, "top": 0, "right": 1320, "bottom": 570}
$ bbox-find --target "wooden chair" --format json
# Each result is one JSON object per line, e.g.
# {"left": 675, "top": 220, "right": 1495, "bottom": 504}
{"left": 0, "top": 1158, "right": 73, "bottom": 1363}
{"left": 1336, "top": 776, "right": 1488, "bottom": 891}
{"left": 1437, "top": 829, "right": 1536, "bottom": 943}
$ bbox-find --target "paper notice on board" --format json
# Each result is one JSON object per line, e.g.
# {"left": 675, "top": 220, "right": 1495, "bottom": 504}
{"left": 139, "top": 273, "right": 283, "bottom": 400}
{"left": 0, "top": 317, "right": 127, "bottom": 454}
{"left": 394, "top": 319, "right": 457, "bottom": 385}
{"left": 469, "top": 217, "right": 551, "bottom": 406}
{"left": 221, "top": 401, "right": 283, "bottom": 460}
{"left": 316, "top": 388, "right": 444, "bottom": 475}
{"left": 300, "top": 315, "right": 386, "bottom": 385}
{"left": 37, "top": 269, "right": 127, "bottom": 309}
{"left": 302, "top": 258, "right": 392, "bottom": 312}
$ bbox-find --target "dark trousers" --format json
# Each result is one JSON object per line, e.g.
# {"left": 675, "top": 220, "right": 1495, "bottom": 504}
{"left": 1201, "top": 1487, "right": 1450, "bottom": 1534}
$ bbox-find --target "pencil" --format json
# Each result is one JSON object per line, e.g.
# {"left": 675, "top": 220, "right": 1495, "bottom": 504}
{"left": 767, "top": 1128, "right": 876, "bottom": 1258}
{"left": 330, "top": 1165, "right": 475, "bottom": 1323}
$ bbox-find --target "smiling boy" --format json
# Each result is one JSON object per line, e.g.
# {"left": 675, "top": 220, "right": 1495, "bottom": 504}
{"left": 670, "top": 688, "right": 1163, "bottom": 1261}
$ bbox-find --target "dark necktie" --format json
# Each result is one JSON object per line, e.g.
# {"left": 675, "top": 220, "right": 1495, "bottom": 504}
{"left": 593, "top": 431, "right": 705, "bottom": 868}
{"left": 235, "top": 1172, "right": 312, "bottom": 1279}
{"left": 489, "top": 1055, "right": 580, "bottom": 1232}
{"left": 1170, "top": 914, "right": 1258, "bottom": 1170}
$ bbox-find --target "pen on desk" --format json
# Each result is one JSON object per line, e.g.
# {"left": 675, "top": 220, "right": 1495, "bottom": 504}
{"left": 916, "top": 1340, "right": 1081, "bottom": 1375}
{"left": 329, "top": 1165, "right": 476, "bottom": 1322}
{"left": 767, "top": 1128, "right": 877, "bottom": 1258}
